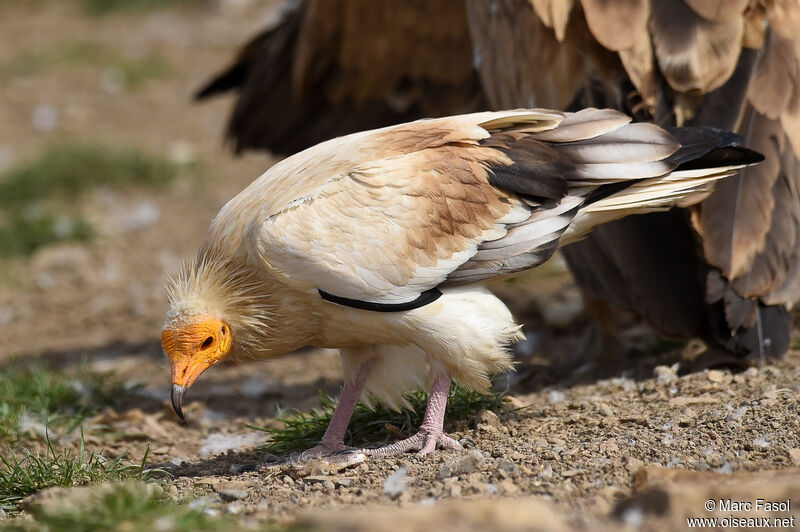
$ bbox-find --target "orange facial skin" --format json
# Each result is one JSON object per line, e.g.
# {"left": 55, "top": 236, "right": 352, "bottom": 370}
{"left": 161, "top": 316, "right": 232, "bottom": 419}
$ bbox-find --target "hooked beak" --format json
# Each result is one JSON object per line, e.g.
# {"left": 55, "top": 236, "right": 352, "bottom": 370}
{"left": 171, "top": 384, "right": 186, "bottom": 420}
{"left": 167, "top": 357, "right": 212, "bottom": 421}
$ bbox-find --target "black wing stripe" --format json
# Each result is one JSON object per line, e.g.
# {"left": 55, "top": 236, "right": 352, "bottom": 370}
{"left": 318, "top": 288, "right": 443, "bottom": 312}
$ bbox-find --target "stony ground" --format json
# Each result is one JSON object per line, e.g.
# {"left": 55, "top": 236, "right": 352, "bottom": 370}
{"left": 2, "top": 2, "right": 800, "bottom": 530}
{"left": 66, "top": 345, "right": 798, "bottom": 530}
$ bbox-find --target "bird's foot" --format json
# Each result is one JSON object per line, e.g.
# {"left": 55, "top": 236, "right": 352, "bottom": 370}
{"left": 363, "top": 430, "right": 462, "bottom": 458}
{"left": 298, "top": 440, "right": 355, "bottom": 461}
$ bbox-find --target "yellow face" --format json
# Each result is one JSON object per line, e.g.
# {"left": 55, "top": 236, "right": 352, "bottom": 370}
{"left": 161, "top": 315, "right": 232, "bottom": 419}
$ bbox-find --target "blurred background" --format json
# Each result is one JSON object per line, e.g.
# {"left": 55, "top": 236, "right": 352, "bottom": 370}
{"left": 0, "top": 0, "right": 283, "bottom": 358}
{"left": 1, "top": 1, "right": 799, "bottom": 531}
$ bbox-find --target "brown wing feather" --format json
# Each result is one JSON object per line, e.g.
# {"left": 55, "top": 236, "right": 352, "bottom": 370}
{"left": 466, "top": 0, "right": 621, "bottom": 111}
{"left": 196, "top": 0, "right": 485, "bottom": 155}
{"left": 529, "top": 0, "right": 575, "bottom": 41}
{"left": 767, "top": 0, "right": 800, "bottom": 45}
{"left": 579, "top": 0, "right": 649, "bottom": 51}
{"left": 617, "top": 28, "right": 657, "bottom": 110}
{"left": 730, "top": 126, "right": 800, "bottom": 300}
{"left": 649, "top": 0, "right": 744, "bottom": 94}
{"left": 763, "top": 146, "right": 800, "bottom": 306}
{"left": 747, "top": 31, "right": 800, "bottom": 122}
{"left": 683, "top": 0, "right": 749, "bottom": 21}
{"left": 694, "top": 109, "right": 780, "bottom": 280}
{"left": 295, "top": 0, "right": 476, "bottom": 105}
{"left": 467, "top": 0, "right": 583, "bottom": 110}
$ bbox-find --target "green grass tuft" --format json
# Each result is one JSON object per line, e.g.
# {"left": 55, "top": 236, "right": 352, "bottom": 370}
{"left": 251, "top": 384, "right": 509, "bottom": 456}
{"left": 81, "top": 0, "right": 209, "bottom": 15}
{"left": 641, "top": 338, "right": 686, "bottom": 358}
{"left": 3, "top": 41, "right": 173, "bottom": 88}
{"left": 0, "top": 212, "right": 93, "bottom": 258}
{"left": 0, "top": 437, "right": 163, "bottom": 511}
{"left": 0, "top": 361, "right": 140, "bottom": 442}
{"left": 108, "top": 51, "right": 173, "bottom": 89}
{"left": 3, "top": 42, "right": 105, "bottom": 78}
{"left": 0, "top": 142, "right": 178, "bottom": 207}
{"left": 0, "top": 142, "right": 184, "bottom": 257}
{"left": 2, "top": 481, "right": 279, "bottom": 532}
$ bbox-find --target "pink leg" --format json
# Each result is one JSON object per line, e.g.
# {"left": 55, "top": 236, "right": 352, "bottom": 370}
{"left": 300, "top": 357, "right": 376, "bottom": 459}
{"left": 364, "top": 370, "right": 462, "bottom": 457}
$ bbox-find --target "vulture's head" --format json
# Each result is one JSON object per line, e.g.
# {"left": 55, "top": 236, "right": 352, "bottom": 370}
{"left": 161, "top": 252, "right": 276, "bottom": 419}
{"left": 162, "top": 314, "right": 233, "bottom": 420}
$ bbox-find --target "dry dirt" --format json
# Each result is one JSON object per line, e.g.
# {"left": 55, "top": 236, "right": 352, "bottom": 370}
{"left": 2, "top": 2, "right": 800, "bottom": 531}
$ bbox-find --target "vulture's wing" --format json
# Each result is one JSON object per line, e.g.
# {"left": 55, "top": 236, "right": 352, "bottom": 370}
{"left": 196, "top": 0, "right": 484, "bottom": 155}
{"left": 247, "top": 110, "right": 566, "bottom": 306}
{"left": 236, "top": 110, "right": 756, "bottom": 308}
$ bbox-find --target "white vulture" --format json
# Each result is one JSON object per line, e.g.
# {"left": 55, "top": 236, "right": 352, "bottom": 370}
{"left": 162, "top": 108, "right": 761, "bottom": 456}
{"left": 197, "top": 0, "right": 800, "bottom": 366}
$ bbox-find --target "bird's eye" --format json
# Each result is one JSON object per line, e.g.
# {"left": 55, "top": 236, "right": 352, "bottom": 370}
{"left": 200, "top": 336, "right": 214, "bottom": 349}
{"left": 220, "top": 326, "right": 227, "bottom": 337}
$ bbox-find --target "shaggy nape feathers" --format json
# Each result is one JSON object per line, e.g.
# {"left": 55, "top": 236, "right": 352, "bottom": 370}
{"left": 164, "top": 249, "right": 277, "bottom": 355}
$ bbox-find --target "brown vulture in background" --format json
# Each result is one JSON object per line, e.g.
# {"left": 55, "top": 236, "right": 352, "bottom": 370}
{"left": 197, "top": 0, "right": 800, "bottom": 363}
{"left": 195, "top": 0, "right": 485, "bottom": 155}
{"left": 465, "top": 0, "right": 800, "bottom": 362}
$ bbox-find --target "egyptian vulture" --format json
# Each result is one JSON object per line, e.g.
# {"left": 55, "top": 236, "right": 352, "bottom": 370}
{"left": 162, "top": 109, "right": 761, "bottom": 456}
{"left": 198, "top": 0, "right": 800, "bottom": 364}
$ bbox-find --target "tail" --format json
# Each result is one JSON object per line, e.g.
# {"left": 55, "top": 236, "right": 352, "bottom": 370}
{"left": 560, "top": 125, "right": 762, "bottom": 244}
{"left": 576, "top": 127, "right": 760, "bottom": 207}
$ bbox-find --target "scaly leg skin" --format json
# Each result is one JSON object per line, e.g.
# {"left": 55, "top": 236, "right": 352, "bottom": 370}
{"left": 298, "top": 357, "right": 376, "bottom": 461}
{"left": 364, "top": 370, "right": 462, "bottom": 457}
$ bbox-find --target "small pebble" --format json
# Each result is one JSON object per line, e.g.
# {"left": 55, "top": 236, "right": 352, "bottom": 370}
{"left": 753, "top": 437, "right": 771, "bottom": 449}
{"left": 595, "top": 403, "right": 613, "bottom": 417}
{"left": 707, "top": 370, "right": 725, "bottom": 383}
{"left": 496, "top": 460, "right": 520, "bottom": 477}
{"left": 788, "top": 449, "right": 800, "bottom": 465}
{"left": 437, "top": 450, "right": 485, "bottom": 479}
{"left": 218, "top": 489, "right": 248, "bottom": 502}
{"left": 383, "top": 465, "right": 410, "bottom": 499}
{"left": 726, "top": 406, "right": 748, "bottom": 422}
{"left": 548, "top": 390, "right": 566, "bottom": 403}
{"left": 477, "top": 409, "right": 501, "bottom": 428}
{"left": 654, "top": 365, "right": 678, "bottom": 384}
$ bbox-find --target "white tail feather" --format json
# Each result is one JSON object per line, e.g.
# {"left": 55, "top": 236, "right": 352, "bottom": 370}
{"left": 562, "top": 166, "right": 747, "bottom": 244}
